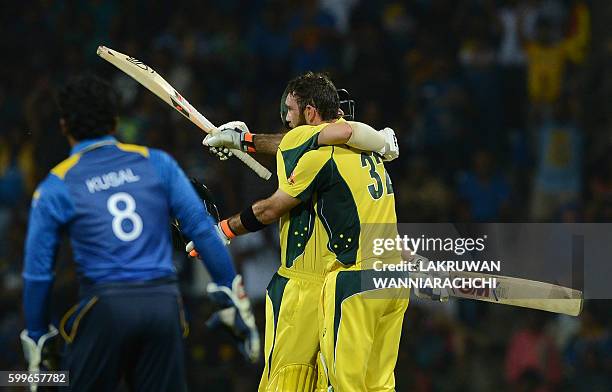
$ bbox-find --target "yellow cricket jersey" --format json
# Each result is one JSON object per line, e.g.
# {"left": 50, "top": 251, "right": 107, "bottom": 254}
{"left": 276, "top": 119, "right": 399, "bottom": 279}
{"left": 525, "top": 42, "right": 568, "bottom": 103}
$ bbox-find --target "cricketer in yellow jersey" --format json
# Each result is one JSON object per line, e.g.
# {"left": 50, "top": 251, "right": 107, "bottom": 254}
{"left": 201, "top": 72, "right": 406, "bottom": 391}
{"left": 275, "top": 122, "right": 409, "bottom": 391}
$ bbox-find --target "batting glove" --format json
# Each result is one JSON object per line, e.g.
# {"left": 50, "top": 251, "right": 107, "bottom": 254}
{"left": 409, "top": 254, "right": 450, "bottom": 302}
{"left": 186, "top": 219, "right": 232, "bottom": 257}
{"left": 378, "top": 127, "right": 399, "bottom": 162}
{"left": 203, "top": 121, "right": 255, "bottom": 161}
{"left": 206, "top": 275, "right": 260, "bottom": 363}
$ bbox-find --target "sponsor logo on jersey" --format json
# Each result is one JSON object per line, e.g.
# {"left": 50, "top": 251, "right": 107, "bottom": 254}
{"left": 288, "top": 170, "right": 296, "bottom": 185}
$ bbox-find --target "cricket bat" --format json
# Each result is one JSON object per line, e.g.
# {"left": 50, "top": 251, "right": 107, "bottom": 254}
{"left": 96, "top": 45, "right": 272, "bottom": 180}
{"left": 448, "top": 271, "right": 583, "bottom": 316}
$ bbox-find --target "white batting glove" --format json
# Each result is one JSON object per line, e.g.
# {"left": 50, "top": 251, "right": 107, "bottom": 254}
{"left": 208, "top": 146, "right": 233, "bottom": 161}
{"left": 378, "top": 127, "right": 399, "bottom": 162}
{"left": 408, "top": 254, "right": 449, "bottom": 302}
{"left": 203, "top": 121, "right": 254, "bottom": 161}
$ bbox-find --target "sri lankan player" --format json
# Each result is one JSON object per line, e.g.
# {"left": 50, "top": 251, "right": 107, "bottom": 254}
{"left": 21, "top": 75, "right": 259, "bottom": 391}
{"left": 201, "top": 72, "right": 404, "bottom": 391}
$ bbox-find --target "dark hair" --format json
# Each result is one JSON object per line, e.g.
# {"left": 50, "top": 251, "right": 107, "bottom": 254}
{"left": 283, "top": 72, "right": 339, "bottom": 121}
{"left": 57, "top": 74, "right": 118, "bottom": 140}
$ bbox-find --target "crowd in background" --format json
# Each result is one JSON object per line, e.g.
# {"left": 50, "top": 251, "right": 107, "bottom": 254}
{"left": 1, "top": 0, "right": 610, "bottom": 390}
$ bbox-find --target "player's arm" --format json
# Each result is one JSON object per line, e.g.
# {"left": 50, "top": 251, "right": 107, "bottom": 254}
{"left": 21, "top": 177, "right": 71, "bottom": 370}
{"left": 22, "top": 178, "right": 71, "bottom": 338}
{"left": 151, "top": 150, "right": 237, "bottom": 288}
{"left": 318, "top": 121, "right": 399, "bottom": 161}
{"left": 152, "top": 150, "right": 260, "bottom": 362}
{"left": 253, "top": 133, "right": 285, "bottom": 154}
{"left": 218, "top": 189, "right": 300, "bottom": 239}
{"left": 209, "top": 122, "right": 364, "bottom": 237}
{"left": 204, "top": 120, "right": 399, "bottom": 161}
{"left": 215, "top": 148, "right": 325, "bottom": 241}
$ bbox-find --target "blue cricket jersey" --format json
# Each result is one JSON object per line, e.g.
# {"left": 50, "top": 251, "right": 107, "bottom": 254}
{"left": 23, "top": 135, "right": 236, "bottom": 339}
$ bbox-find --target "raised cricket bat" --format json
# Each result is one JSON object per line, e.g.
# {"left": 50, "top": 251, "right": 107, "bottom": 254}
{"left": 448, "top": 271, "right": 583, "bottom": 316}
{"left": 96, "top": 45, "right": 272, "bottom": 180}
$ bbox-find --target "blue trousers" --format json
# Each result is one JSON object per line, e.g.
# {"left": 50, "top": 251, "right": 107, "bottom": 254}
{"left": 61, "top": 281, "right": 188, "bottom": 392}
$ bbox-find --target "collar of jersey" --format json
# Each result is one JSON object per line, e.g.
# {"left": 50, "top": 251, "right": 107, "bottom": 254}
{"left": 71, "top": 135, "right": 118, "bottom": 155}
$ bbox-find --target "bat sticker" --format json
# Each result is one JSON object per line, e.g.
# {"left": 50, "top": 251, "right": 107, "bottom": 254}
{"left": 171, "top": 97, "right": 190, "bottom": 118}
{"left": 126, "top": 56, "right": 154, "bottom": 73}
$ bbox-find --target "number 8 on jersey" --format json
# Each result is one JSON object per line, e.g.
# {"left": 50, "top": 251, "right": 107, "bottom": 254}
{"left": 107, "top": 192, "right": 143, "bottom": 241}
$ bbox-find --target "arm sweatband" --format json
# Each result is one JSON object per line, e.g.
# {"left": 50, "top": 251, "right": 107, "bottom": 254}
{"left": 346, "top": 121, "right": 385, "bottom": 152}
{"left": 240, "top": 205, "right": 267, "bottom": 232}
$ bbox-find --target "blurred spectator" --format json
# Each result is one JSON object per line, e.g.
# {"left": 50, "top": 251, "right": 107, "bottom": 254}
{"left": 0, "top": 128, "right": 30, "bottom": 265}
{"left": 584, "top": 147, "right": 612, "bottom": 222}
{"left": 565, "top": 302, "right": 612, "bottom": 391}
{"left": 0, "top": 131, "right": 27, "bottom": 207}
{"left": 247, "top": 1, "right": 292, "bottom": 85}
{"left": 289, "top": 1, "right": 337, "bottom": 73}
{"left": 409, "top": 54, "right": 469, "bottom": 173}
{"left": 498, "top": 0, "right": 528, "bottom": 67}
{"left": 458, "top": 2, "right": 503, "bottom": 141}
{"left": 523, "top": 3, "right": 589, "bottom": 120}
{"left": 497, "top": 0, "right": 529, "bottom": 130}
{"left": 457, "top": 150, "right": 511, "bottom": 222}
{"left": 525, "top": 16, "right": 567, "bottom": 109}
{"left": 565, "top": 0, "right": 591, "bottom": 64}
{"left": 505, "top": 312, "right": 562, "bottom": 391}
{"left": 530, "top": 95, "right": 583, "bottom": 221}
{"left": 396, "top": 157, "right": 452, "bottom": 222}
{"left": 320, "top": 0, "right": 358, "bottom": 34}
{"left": 382, "top": 2, "right": 417, "bottom": 54}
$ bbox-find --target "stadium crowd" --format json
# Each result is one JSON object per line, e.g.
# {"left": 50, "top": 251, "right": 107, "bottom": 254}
{"left": 0, "top": 0, "right": 610, "bottom": 390}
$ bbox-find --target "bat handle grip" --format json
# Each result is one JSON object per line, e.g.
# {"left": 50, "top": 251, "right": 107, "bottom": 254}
{"left": 230, "top": 149, "right": 273, "bottom": 180}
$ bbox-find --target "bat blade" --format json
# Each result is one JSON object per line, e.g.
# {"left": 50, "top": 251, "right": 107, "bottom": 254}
{"left": 448, "top": 271, "right": 583, "bottom": 316}
{"left": 96, "top": 45, "right": 272, "bottom": 180}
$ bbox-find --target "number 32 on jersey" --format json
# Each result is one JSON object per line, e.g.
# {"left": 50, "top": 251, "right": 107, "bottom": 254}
{"left": 361, "top": 152, "right": 393, "bottom": 200}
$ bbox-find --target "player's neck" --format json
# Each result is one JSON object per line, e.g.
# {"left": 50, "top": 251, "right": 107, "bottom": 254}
{"left": 307, "top": 118, "right": 329, "bottom": 126}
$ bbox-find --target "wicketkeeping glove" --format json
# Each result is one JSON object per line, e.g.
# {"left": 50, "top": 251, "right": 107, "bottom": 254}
{"left": 20, "top": 326, "right": 61, "bottom": 391}
{"left": 203, "top": 121, "right": 255, "bottom": 161}
{"left": 206, "top": 275, "right": 260, "bottom": 363}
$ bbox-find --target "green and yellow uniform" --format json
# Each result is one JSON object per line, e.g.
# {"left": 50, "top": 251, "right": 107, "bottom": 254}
{"left": 260, "top": 119, "right": 409, "bottom": 392}
{"left": 259, "top": 121, "right": 333, "bottom": 392}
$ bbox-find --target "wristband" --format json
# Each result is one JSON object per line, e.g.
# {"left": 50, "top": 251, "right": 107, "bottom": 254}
{"left": 240, "top": 206, "right": 267, "bottom": 232}
{"left": 241, "top": 133, "right": 256, "bottom": 153}
{"left": 219, "top": 219, "right": 237, "bottom": 239}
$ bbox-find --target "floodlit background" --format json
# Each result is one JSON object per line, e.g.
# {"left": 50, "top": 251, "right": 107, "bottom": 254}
{"left": 1, "top": 0, "right": 610, "bottom": 390}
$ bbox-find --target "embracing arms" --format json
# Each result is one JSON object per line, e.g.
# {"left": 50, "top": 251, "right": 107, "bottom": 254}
{"left": 204, "top": 120, "right": 399, "bottom": 161}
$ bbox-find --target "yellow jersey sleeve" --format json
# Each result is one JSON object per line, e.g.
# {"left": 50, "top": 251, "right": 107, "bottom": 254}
{"left": 276, "top": 123, "right": 333, "bottom": 201}
{"left": 278, "top": 148, "right": 332, "bottom": 201}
